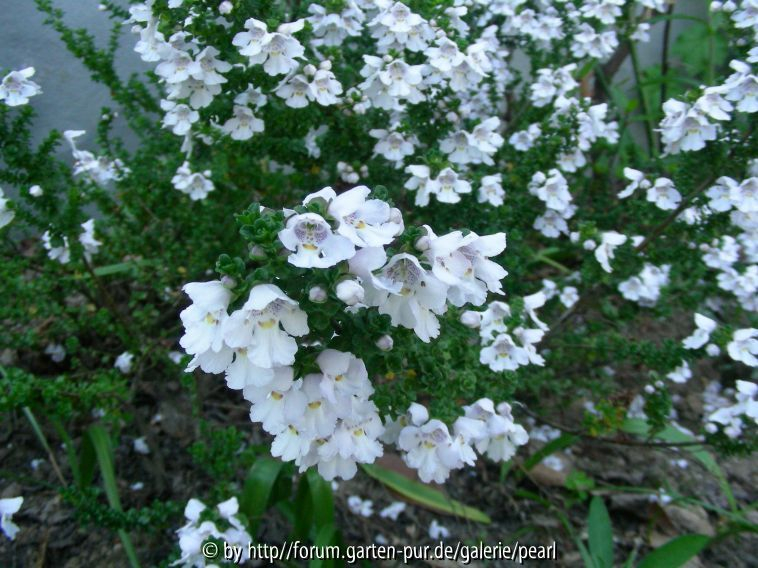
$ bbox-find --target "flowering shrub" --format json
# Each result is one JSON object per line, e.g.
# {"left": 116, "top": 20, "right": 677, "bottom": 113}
{"left": 1, "top": 0, "right": 757, "bottom": 565}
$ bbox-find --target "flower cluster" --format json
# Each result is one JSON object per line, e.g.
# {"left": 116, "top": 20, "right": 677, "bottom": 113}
{"left": 382, "top": 399, "right": 528, "bottom": 483}
{"left": 461, "top": 293, "right": 548, "bottom": 374}
{"left": 173, "top": 497, "right": 251, "bottom": 566}
{"left": 179, "top": 185, "right": 515, "bottom": 480}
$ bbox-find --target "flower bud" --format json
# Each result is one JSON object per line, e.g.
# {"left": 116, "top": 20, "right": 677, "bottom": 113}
{"left": 705, "top": 343, "right": 721, "bottom": 357}
{"left": 221, "top": 275, "right": 236, "bottom": 289}
{"left": 644, "top": 384, "right": 655, "bottom": 394}
{"left": 319, "top": 60, "right": 332, "bottom": 71}
{"left": 415, "top": 235, "right": 431, "bottom": 252}
{"left": 336, "top": 280, "right": 364, "bottom": 306}
{"left": 304, "top": 64, "right": 317, "bottom": 76}
{"left": 376, "top": 335, "right": 394, "bottom": 351}
{"left": 309, "top": 286, "right": 327, "bottom": 303}
{"left": 583, "top": 239, "right": 597, "bottom": 251}
{"left": 460, "top": 310, "right": 482, "bottom": 328}
{"left": 29, "top": 185, "right": 43, "bottom": 197}
{"left": 705, "top": 423, "right": 718, "bottom": 434}
{"left": 382, "top": 54, "right": 393, "bottom": 63}
{"left": 219, "top": 1, "right": 233, "bottom": 14}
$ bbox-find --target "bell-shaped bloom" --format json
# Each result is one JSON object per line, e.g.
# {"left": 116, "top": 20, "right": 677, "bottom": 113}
{"left": 278, "top": 212, "right": 356, "bottom": 268}
{"left": 425, "top": 228, "right": 507, "bottom": 307}
{"left": 398, "top": 419, "right": 458, "bottom": 483}
{"left": 314, "top": 349, "right": 374, "bottom": 409}
{"left": 0, "top": 68, "right": 41, "bottom": 106}
{"left": 594, "top": 231, "right": 627, "bottom": 273}
{"left": 372, "top": 253, "right": 449, "bottom": 342}
{"left": 727, "top": 328, "right": 758, "bottom": 367}
{"left": 180, "top": 281, "right": 232, "bottom": 357}
{"left": 0, "top": 497, "right": 23, "bottom": 540}
{"left": 222, "top": 284, "right": 308, "bottom": 368}
{"left": 327, "top": 185, "right": 404, "bottom": 248}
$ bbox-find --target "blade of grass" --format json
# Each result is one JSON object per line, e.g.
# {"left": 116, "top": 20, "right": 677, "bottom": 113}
{"left": 86, "top": 425, "right": 141, "bottom": 568}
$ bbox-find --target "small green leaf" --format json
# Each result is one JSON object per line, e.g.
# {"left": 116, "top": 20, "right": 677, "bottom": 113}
{"left": 92, "top": 261, "right": 141, "bottom": 276}
{"left": 361, "top": 464, "right": 490, "bottom": 523}
{"left": 240, "top": 457, "right": 285, "bottom": 534}
{"left": 306, "top": 469, "right": 335, "bottom": 530}
{"left": 637, "top": 534, "right": 710, "bottom": 568}
{"left": 588, "top": 496, "right": 614, "bottom": 568}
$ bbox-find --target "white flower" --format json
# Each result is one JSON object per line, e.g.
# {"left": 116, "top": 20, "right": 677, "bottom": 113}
{"left": 509, "top": 124, "right": 541, "bottom": 151}
{"left": 278, "top": 212, "right": 356, "bottom": 268}
{"left": 571, "top": 24, "right": 618, "bottom": 60}
{"left": 594, "top": 231, "right": 627, "bottom": 273}
{"left": 29, "top": 185, "right": 43, "bottom": 197}
{"left": 647, "top": 178, "right": 682, "bottom": 211}
{"left": 667, "top": 361, "right": 692, "bottom": 384}
{"left": 559, "top": 286, "right": 579, "bottom": 308}
{"left": 618, "top": 168, "right": 651, "bottom": 199}
{"left": 222, "top": 284, "right": 309, "bottom": 369}
{"left": 434, "top": 167, "right": 472, "bottom": 204}
{"left": 115, "top": 351, "right": 135, "bottom": 374}
{"left": 0, "top": 497, "right": 23, "bottom": 540}
{"left": 404, "top": 164, "right": 437, "bottom": 207}
{"left": 659, "top": 99, "right": 718, "bottom": 154}
{"left": 161, "top": 100, "right": 199, "bottom": 136}
{"left": 42, "top": 231, "right": 71, "bottom": 264}
{"left": 398, "top": 419, "right": 458, "bottom": 483}
{"left": 425, "top": 37, "right": 465, "bottom": 73}
{"left": 347, "top": 496, "right": 374, "bottom": 517}
{"left": 133, "top": 436, "right": 150, "bottom": 454}
{"left": 631, "top": 22, "right": 651, "bottom": 42}
{"left": 0, "top": 188, "right": 14, "bottom": 229}
{"left": 424, "top": 228, "right": 507, "bottom": 307}
{"left": 0, "top": 67, "right": 42, "bottom": 106}
{"left": 359, "top": 56, "right": 425, "bottom": 110}
{"left": 534, "top": 210, "right": 569, "bottom": 239}
{"left": 618, "top": 263, "right": 670, "bottom": 307}
{"left": 275, "top": 74, "right": 312, "bottom": 108}
{"left": 174, "top": 497, "right": 251, "bottom": 567}
{"left": 310, "top": 66, "right": 343, "bottom": 105}
{"left": 379, "top": 501, "right": 406, "bottom": 520}
{"left": 232, "top": 18, "right": 269, "bottom": 59}
{"left": 79, "top": 219, "right": 102, "bottom": 259}
{"left": 727, "top": 328, "right": 758, "bottom": 367}
{"left": 428, "top": 519, "right": 450, "bottom": 540}
{"left": 478, "top": 174, "right": 505, "bottom": 206}
{"left": 188, "top": 46, "right": 231, "bottom": 85}
{"left": 171, "top": 162, "right": 215, "bottom": 201}
{"left": 351, "top": 249, "right": 448, "bottom": 342}
{"left": 308, "top": 2, "right": 365, "bottom": 47}
{"left": 325, "top": 185, "right": 404, "bottom": 247}
{"left": 179, "top": 280, "right": 233, "bottom": 371}
{"left": 683, "top": 313, "right": 718, "bottom": 349}
{"left": 731, "top": 177, "right": 758, "bottom": 213}
{"left": 45, "top": 343, "right": 66, "bottom": 363}
{"left": 221, "top": 105, "right": 264, "bottom": 140}
{"left": 368, "top": 2, "right": 433, "bottom": 53}
{"left": 370, "top": 128, "right": 415, "bottom": 166}
{"left": 529, "top": 169, "right": 571, "bottom": 212}
{"left": 155, "top": 48, "right": 194, "bottom": 84}
{"left": 233, "top": 19, "right": 306, "bottom": 76}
